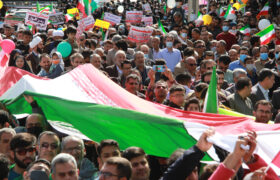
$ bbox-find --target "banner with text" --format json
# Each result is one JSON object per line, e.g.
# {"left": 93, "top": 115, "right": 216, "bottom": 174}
{"left": 126, "top": 11, "right": 143, "bottom": 24}
{"left": 104, "top": 12, "right": 122, "bottom": 25}
{"left": 143, "top": 3, "right": 152, "bottom": 14}
{"left": 78, "top": 15, "right": 95, "bottom": 31}
{"left": 25, "top": 11, "right": 49, "bottom": 30}
{"left": 141, "top": 16, "right": 153, "bottom": 26}
{"left": 49, "top": 13, "right": 65, "bottom": 25}
{"left": 128, "top": 26, "right": 153, "bottom": 43}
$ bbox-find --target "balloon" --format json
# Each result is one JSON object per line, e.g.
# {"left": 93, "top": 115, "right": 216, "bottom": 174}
{"left": 258, "top": 19, "right": 271, "bottom": 31}
{"left": 233, "top": 3, "right": 241, "bottom": 10}
{"left": 118, "top": 6, "right": 124, "bottom": 13}
{"left": 226, "top": 14, "right": 236, "bottom": 21}
{"left": 0, "top": 39, "right": 15, "bottom": 54}
{"left": 57, "top": 42, "right": 72, "bottom": 58}
{"left": 0, "top": 1, "right": 3, "bottom": 9}
{"left": 202, "top": 15, "right": 212, "bottom": 25}
{"left": 167, "top": 0, "right": 176, "bottom": 9}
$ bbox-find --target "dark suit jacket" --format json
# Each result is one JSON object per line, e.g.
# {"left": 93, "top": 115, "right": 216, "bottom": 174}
{"left": 272, "top": 89, "right": 280, "bottom": 110}
{"left": 26, "top": 52, "right": 40, "bottom": 74}
{"left": 105, "top": 65, "right": 119, "bottom": 78}
{"left": 249, "top": 85, "right": 266, "bottom": 107}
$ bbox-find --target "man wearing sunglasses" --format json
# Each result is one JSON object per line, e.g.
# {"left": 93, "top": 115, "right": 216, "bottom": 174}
{"left": 37, "top": 131, "right": 60, "bottom": 163}
{"left": 9, "top": 133, "right": 37, "bottom": 180}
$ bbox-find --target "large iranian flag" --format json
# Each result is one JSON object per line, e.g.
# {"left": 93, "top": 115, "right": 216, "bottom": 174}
{"left": 256, "top": 24, "right": 275, "bottom": 45}
{"left": 1, "top": 64, "right": 280, "bottom": 173}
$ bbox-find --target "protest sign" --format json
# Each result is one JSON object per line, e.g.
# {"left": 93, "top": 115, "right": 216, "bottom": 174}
{"left": 94, "top": 19, "right": 110, "bottom": 29}
{"left": 67, "top": 8, "right": 79, "bottom": 15}
{"left": 182, "top": 4, "right": 188, "bottom": 15}
{"left": 49, "top": 13, "right": 65, "bottom": 25}
{"left": 126, "top": 11, "right": 143, "bottom": 24}
{"left": 78, "top": 15, "right": 95, "bottom": 31}
{"left": 104, "top": 12, "right": 121, "bottom": 25}
{"left": 143, "top": 3, "right": 152, "bottom": 14}
{"left": 127, "top": 26, "right": 153, "bottom": 43}
{"left": 141, "top": 16, "right": 153, "bottom": 26}
{"left": 4, "top": 17, "right": 23, "bottom": 26}
{"left": 25, "top": 11, "right": 49, "bottom": 30}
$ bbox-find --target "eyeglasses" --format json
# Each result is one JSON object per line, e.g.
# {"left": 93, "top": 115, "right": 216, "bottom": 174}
{"left": 99, "top": 171, "right": 119, "bottom": 178}
{"left": 257, "top": 110, "right": 271, "bottom": 114}
{"left": 41, "top": 143, "right": 58, "bottom": 150}
{"left": 156, "top": 86, "right": 167, "bottom": 89}
{"left": 15, "top": 147, "right": 36, "bottom": 156}
{"left": 188, "top": 63, "right": 197, "bottom": 67}
{"left": 65, "top": 146, "right": 82, "bottom": 152}
{"left": 57, "top": 170, "right": 76, "bottom": 178}
{"left": 129, "top": 82, "right": 139, "bottom": 85}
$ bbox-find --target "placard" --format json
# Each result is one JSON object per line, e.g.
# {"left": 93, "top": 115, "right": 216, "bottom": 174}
{"left": 141, "top": 16, "right": 153, "bottom": 26}
{"left": 79, "top": 15, "right": 95, "bottom": 31}
{"left": 94, "top": 19, "right": 110, "bottom": 29}
{"left": 182, "top": 4, "right": 188, "bottom": 15}
{"left": 49, "top": 13, "right": 65, "bottom": 25}
{"left": 142, "top": 3, "right": 152, "bottom": 14}
{"left": 126, "top": 11, "right": 143, "bottom": 24}
{"left": 104, "top": 12, "right": 122, "bottom": 25}
{"left": 25, "top": 11, "right": 49, "bottom": 30}
{"left": 127, "top": 26, "right": 153, "bottom": 43}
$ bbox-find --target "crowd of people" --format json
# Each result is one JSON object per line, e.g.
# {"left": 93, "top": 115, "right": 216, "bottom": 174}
{"left": 0, "top": 0, "right": 280, "bottom": 179}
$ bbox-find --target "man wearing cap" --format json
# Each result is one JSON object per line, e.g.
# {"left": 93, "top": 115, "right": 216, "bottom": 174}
{"left": 43, "top": 30, "right": 64, "bottom": 54}
{"left": 26, "top": 36, "right": 43, "bottom": 74}
{"left": 2, "top": 24, "right": 15, "bottom": 41}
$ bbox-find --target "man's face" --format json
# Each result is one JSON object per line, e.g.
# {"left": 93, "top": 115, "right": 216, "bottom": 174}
{"left": 26, "top": 116, "right": 43, "bottom": 130}
{"left": 186, "top": 104, "right": 200, "bottom": 112}
{"left": 23, "top": 35, "right": 32, "bottom": 44}
{"left": 115, "top": 53, "right": 126, "bottom": 67}
{"left": 0, "top": 132, "right": 14, "bottom": 156}
{"left": 24, "top": 162, "right": 51, "bottom": 180}
{"left": 71, "top": 57, "right": 84, "bottom": 68}
{"left": 99, "top": 164, "right": 120, "bottom": 180}
{"left": 265, "top": 75, "right": 275, "bottom": 89}
{"left": 216, "top": 42, "right": 225, "bottom": 54}
{"left": 140, "top": 47, "right": 149, "bottom": 55}
{"left": 185, "top": 58, "right": 197, "bottom": 74}
{"left": 170, "top": 91, "right": 185, "bottom": 107}
{"left": 166, "top": 37, "right": 173, "bottom": 43}
{"left": 152, "top": 38, "right": 160, "bottom": 48}
{"left": 130, "top": 155, "right": 150, "bottom": 180}
{"left": 98, "top": 145, "right": 121, "bottom": 169}
{"left": 200, "top": 31, "right": 209, "bottom": 42}
{"left": 122, "top": 64, "right": 132, "bottom": 77}
{"left": 68, "top": 33, "right": 76, "bottom": 40}
{"left": 12, "top": 146, "right": 36, "bottom": 169}
{"left": 218, "top": 74, "right": 224, "bottom": 86}
{"left": 104, "top": 43, "right": 113, "bottom": 52}
{"left": 91, "top": 56, "right": 102, "bottom": 69}
{"left": 52, "top": 162, "right": 78, "bottom": 180}
{"left": 135, "top": 54, "right": 145, "bottom": 68}
{"left": 191, "top": 31, "right": 200, "bottom": 40}
{"left": 218, "top": 62, "right": 228, "bottom": 73}
{"left": 154, "top": 82, "right": 168, "bottom": 100}
{"left": 40, "top": 57, "right": 51, "bottom": 71}
{"left": 254, "top": 104, "right": 272, "bottom": 123}
{"left": 62, "top": 140, "right": 84, "bottom": 164}
{"left": 194, "top": 43, "right": 205, "bottom": 54}
{"left": 4, "top": 28, "right": 13, "bottom": 37}
{"left": 38, "top": 134, "right": 59, "bottom": 162}
{"left": 245, "top": 82, "right": 252, "bottom": 97}
{"left": 260, "top": 47, "right": 268, "bottom": 53}
{"left": 125, "top": 78, "right": 140, "bottom": 94}
{"left": 229, "top": 50, "right": 238, "bottom": 61}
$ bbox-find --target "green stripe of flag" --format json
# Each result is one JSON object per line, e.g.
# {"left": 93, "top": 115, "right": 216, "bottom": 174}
{"left": 4, "top": 91, "right": 212, "bottom": 159}
{"left": 256, "top": 24, "right": 274, "bottom": 37}
{"left": 203, "top": 66, "right": 218, "bottom": 113}
{"left": 224, "top": 4, "right": 231, "bottom": 19}
{"left": 158, "top": 19, "right": 167, "bottom": 34}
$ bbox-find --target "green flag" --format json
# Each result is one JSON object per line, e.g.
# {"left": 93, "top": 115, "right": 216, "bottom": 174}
{"left": 36, "top": 1, "right": 40, "bottom": 12}
{"left": 203, "top": 66, "right": 218, "bottom": 113}
{"left": 158, "top": 19, "right": 167, "bottom": 35}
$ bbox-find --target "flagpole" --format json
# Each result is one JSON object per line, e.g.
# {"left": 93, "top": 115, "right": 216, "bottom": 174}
{"left": 264, "top": 164, "right": 270, "bottom": 173}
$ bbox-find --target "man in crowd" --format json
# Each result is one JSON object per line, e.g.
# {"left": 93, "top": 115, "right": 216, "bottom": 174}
{"left": 125, "top": 74, "right": 146, "bottom": 99}
{"left": 0, "top": 128, "right": 16, "bottom": 163}
{"left": 122, "top": 147, "right": 150, "bottom": 180}
{"left": 253, "top": 100, "right": 273, "bottom": 124}
{"left": 9, "top": 133, "right": 37, "bottom": 180}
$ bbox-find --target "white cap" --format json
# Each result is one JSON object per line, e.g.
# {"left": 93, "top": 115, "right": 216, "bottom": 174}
{"left": 29, "top": 36, "right": 42, "bottom": 49}
{"left": 52, "top": 30, "right": 64, "bottom": 37}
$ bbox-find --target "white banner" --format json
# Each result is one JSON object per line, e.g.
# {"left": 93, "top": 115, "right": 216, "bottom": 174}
{"left": 143, "top": 3, "right": 152, "bottom": 14}
{"left": 126, "top": 11, "right": 143, "bottom": 24}
{"left": 128, "top": 26, "right": 153, "bottom": 43}
{"left": 25, "top": 11, "right": 49, "bottom": 30}
{"left": 49, "top": 12, "right": 65, "bottom": 25}
{"left": 104, "top": 12, "right": 122, "bottom": 25}
{"left": 141, "top": 16, "right": 153, "bottom": 26}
